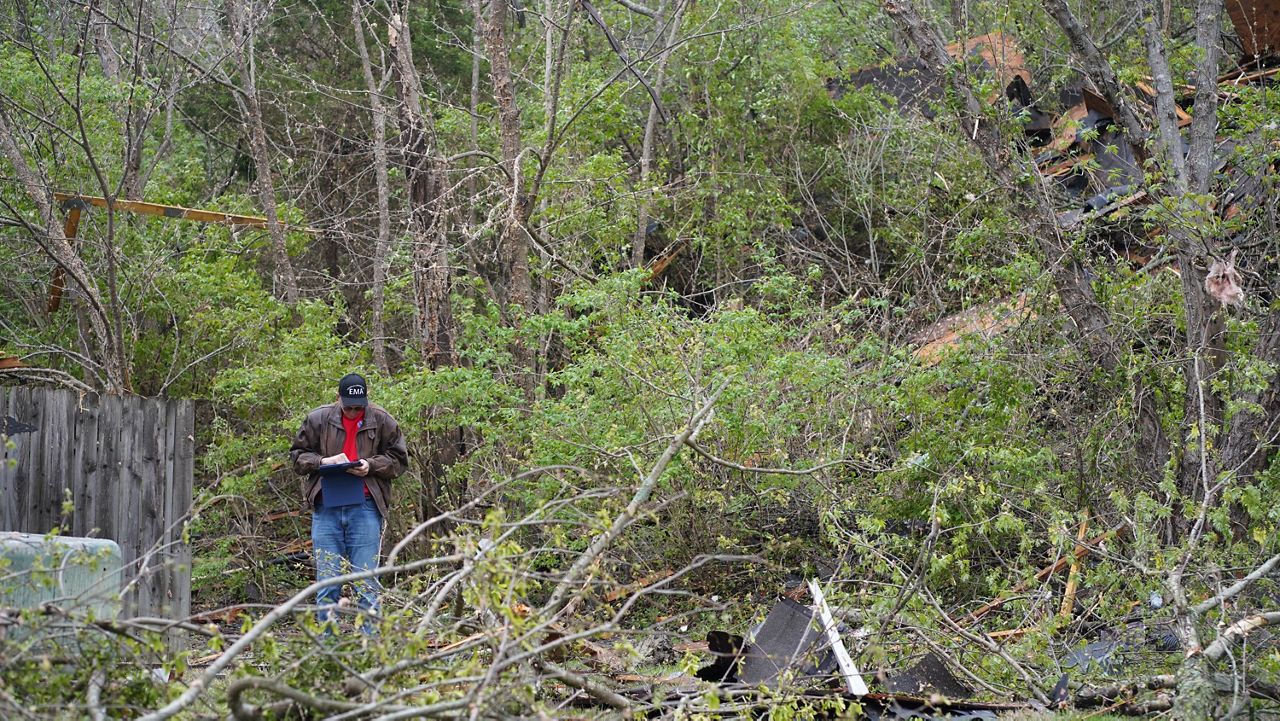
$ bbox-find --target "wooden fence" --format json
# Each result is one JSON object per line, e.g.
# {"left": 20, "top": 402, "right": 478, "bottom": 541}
{"left": 0, "top": 386, "right": 193, "bottom": 620}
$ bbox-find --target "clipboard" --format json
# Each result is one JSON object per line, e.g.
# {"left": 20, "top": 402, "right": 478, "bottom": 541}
{"left": 317, "top": 462, "right": 365, "bottom": 507}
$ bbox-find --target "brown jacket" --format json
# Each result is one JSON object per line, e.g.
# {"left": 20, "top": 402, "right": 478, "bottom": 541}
{"left": 289, "top": 402, "right": 408, "bottom": 518}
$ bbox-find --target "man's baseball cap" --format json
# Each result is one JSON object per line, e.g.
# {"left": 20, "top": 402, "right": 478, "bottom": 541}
{"left": 338, "top": 373, "right": 369, "bottom": 407}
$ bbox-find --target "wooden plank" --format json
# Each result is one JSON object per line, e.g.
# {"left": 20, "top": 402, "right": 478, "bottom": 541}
{"left": 0, "top": 387, "right": 15, "bottom": 530}
{"left": 1058, "top": 520, "right": 1090, "bottom": 620}
{"left": 47, "top": 389, "right": 75, "bottom": 531}
{"left": 138, "top": 397, "right": 161, "bottom": 618}
{"left": 100, "top": 394, "right": 130, "bottom": 614}
{"left": 963, "top": 523, "right": 1126, "bottom": 625}
{"left": 91, "top": 393, "right": 113, "bottom": 543}
{"left": 46, "top": 206, "right": 82, "bottom": 313}
{"left": 72, "top": 392, "right": 101, "bottom": 537}
{"left": 118, "top": 394, "right": 142, "bottom": 617}
{"left": 175, "top": 400, "right": 195, "bottom": 624}
{"left": 16, "top": 387, "right": 37, "bottom": 531}
{"left": 23, "top": 387, "right": 45, "bottom": 532}
{"left": 154, "top": 398, "right": 173, "bottom": 621}
{"left": 1227, "top": 0, "right": 1280, "bottom": 58}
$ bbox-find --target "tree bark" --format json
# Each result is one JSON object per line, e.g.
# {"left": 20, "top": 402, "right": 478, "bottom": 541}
{"left": 224, "top": 0, "right": 299, "bottom": 306}
{"left": 0, "top": 105, "right": 129, "bottom": 392}
{"left": 1041, "top": 0, "right": 1149, "bottom": 153}
{"left": 389, "top": 12, "right": 451, "bottom": 370}
{"left": 483, "top": 0, "right": 535, "bottom": 396}
{"left": 389, "top": 9, "right": 464, "bottom": 527}
{"left": 632, "top": 0, "right": 684, "bottom": 268}
{"left": 353, "top": 0, "right": 393, "bottom": 374}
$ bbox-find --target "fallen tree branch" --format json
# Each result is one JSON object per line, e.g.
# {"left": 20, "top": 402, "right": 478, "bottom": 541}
{"left": 1076, "top": 672, "right": 1280, "bottom": 708}
{"left": 963, "top": 523, "right": 1126, "bottom": 625}
{"left": 226, "top": 676, "right": 468, "bottom": 720}
{"left": 579, "top": 0, "right": 667, "bottom": 122}
{"left": 685, "top": 440, "right": 879, "bottom": 475}
{"left": 540, "top": 382, "right": 726, "bottom": 616}
{"left": 533, "top": 659, "right": 634, "bottom": 711}
{"left": 1202, "top": 610, "right": 1280, "bottom": 661}
{"left": 1192, "top": 552, "right": 1280, "bottom": 616}
{"left": 136, "top": 553, "right": 466, "bottom": 721}
{"left": 613, "top": 0, "right": 657, "bottom": 17}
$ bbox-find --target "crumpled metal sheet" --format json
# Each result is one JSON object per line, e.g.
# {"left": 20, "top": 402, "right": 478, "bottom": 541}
{"left": 886, "top": 651, "right": 974, "bottom": 699}
{"left": 738, "top": 597, "right": 839, "bottom": 687}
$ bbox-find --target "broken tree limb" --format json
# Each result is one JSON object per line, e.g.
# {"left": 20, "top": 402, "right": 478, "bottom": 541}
{"left": 685, "top": 440, "right": 880, "bottom": 475}
{"left": 1202, "top": 610, "right": 1280, "bottom": 661}
{"left": 1040, "top": 0, "right": 1149, "bottom": 153}
{"left": 136, "top": 553, "right": 467, "bottom": 721}
{"left": 539, "top": 382, "right": 726, "bottom": 616}
{"left": 604, "top": 568, "right": 674, "bottom": 602}
{"left": 964, "top": 523, "right": 1126, "bottom": 625}
{"left": 533, "top": 659, "right": 634, "bottom": 712}
{"left": 807, "top": 579, "right": 869, "bottom": 696}
{"left": 1192, "top": 551, "right": 1280, "bottom": 616}
{"left": 226, "top": 676, "right": 468, "bottom": 720}
{"left": 1076, "top": 672, "right": 1280, "bottom": 707}
{"left": 613, "top": 0, "right": 657, "bottom": 16}
{"left": 579, "top": 0, "right": 668, "bottom": 122}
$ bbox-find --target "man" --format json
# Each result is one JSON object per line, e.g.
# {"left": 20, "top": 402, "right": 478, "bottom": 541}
{"left": 289, "top": 373, "right": 408, "bottom": 631}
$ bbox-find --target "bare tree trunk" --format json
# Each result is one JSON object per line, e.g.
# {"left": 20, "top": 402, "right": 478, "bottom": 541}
{"left": 224, "top": 0, "right": 299, "bottom": 306}
{"left": 389, "top": 12, "right": 450, "bottom": 369}
{"left": 469, "top": 0, "right": 482, "bottom": 229}
{"left": 484, "top": 0, "right": 535, "bottom": 397}
{"left": 353, "top": 0, "right": 393, "bottom": 374}
{"left": 1167, "top": 3, "right": 1227, "bottom": 711}
{"left": 1041, "top": 0, "right": 1249, "bottom": 714}
{"left": 632, "top": 0, "right": 684, "bottom": 268}
{"left": 389, "top": 9, "right": 463, "bottom": 526}
{"left": 948, "top": 0, "right": 966, "bottom": 37}
{"left": 1041, "top": 0, "right": 1149, "bottom": 150}
{"left": 0, "top": 106, "right": 129, "bottom": 392}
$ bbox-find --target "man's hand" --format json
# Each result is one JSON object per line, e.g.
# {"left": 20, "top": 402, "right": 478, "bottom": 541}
{"left": 349, "top": 459, "right": 370, "bottom": 477}
{"left": 321, "top": 453, "right": 350, "bottom": 465}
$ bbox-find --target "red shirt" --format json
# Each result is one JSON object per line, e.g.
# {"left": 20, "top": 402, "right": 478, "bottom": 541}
{"left": 341, "top": 409, "right": 369, "bottom": 495}
{"left": 341, "top": 409, "right": 364, "bottom": 460}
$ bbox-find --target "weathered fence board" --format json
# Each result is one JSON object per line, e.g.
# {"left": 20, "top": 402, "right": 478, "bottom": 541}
{"left": 0, "top": 386, "right": 193, "bottom": 621}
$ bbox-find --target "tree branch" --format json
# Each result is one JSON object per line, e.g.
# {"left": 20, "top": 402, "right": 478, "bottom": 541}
{"left": 540, "top": 382, "right": 726, "bottom": 615}
{"left": 614, "top": 0, "right": 657, "bottom": 17}
{"left": 1202, "top": 611, "right": 1280, "bottom": 661}
{"left": 1193, "top": 553, "right": 1280, "bottom": 616}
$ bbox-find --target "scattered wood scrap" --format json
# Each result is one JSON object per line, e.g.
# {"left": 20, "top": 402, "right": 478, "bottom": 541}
{"left": 963, "top": 522, "right": 1127, "bottom": 626}
{"left": 911, "top": 294, "right": 1033, "bottom": 366}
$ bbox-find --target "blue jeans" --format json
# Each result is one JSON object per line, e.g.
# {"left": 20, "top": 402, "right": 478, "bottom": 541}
{"left": 312, "top": 497, "right": 383, "bottom": 631}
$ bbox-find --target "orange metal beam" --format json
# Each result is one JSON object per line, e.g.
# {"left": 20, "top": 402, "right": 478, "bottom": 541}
{"left": 46, "top": 192, "right": 317, "bottom": 313}
{"left": 46, "top": 206, "right": 82, "bottom": 313}
{"left": 52, "top": 192, "right": 318, "bottom": 232}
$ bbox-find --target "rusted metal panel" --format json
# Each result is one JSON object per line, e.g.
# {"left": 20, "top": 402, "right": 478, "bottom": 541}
{"left": 944, "top": 32, "right": 1032, "bottom": 98}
